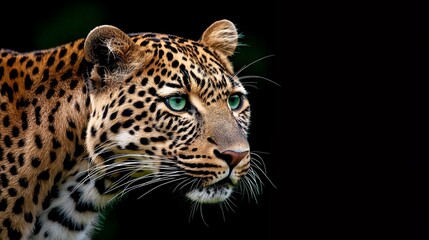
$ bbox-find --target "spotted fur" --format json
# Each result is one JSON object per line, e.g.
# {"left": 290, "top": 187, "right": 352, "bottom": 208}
{"left": 0, "top": 20, "right": 262, "bottom": 239}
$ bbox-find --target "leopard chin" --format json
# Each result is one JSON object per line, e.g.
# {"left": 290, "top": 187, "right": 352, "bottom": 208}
{"left": 186, "top": 182, "right": 234, "bottom": 204}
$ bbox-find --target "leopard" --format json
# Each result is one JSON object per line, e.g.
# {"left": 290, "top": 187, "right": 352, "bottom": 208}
{"left": 0, "top": 19, "right": 265, "bottom": 239}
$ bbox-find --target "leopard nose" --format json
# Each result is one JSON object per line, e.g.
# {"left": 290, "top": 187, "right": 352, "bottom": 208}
{"left": 215, "top": 150, "right": 249, "bottom": 168}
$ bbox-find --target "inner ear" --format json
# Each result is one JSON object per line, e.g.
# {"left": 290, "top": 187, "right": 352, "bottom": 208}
{"left": 84, "top": 25, "right": 136, "bottom": 71}
{"left": 200, "top": 19, "right": 239, "bottom": 57}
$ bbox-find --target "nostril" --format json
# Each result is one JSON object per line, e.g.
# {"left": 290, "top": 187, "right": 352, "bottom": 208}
{"left": 214, "top": 149, "right": 249, "bottom": 167}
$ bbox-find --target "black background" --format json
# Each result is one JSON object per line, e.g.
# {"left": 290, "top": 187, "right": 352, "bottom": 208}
{"left": 409, "top": 2, "right": 429, "bottom": 240}
{"left": 0, "top": 1, "right": 350, "bottom": 239}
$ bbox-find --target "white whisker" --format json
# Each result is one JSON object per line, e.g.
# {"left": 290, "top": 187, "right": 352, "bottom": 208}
{"left": 234, "top": 54, "right": 275, "bottom": 77}
{"left": 172, "top": 178, "right": 197, "bottom": 193}
{"left": 219, "top": 203, "right": 226, "bottom": 222}
{"left": 136, "top": 177, "right": 187, "bottom": 199}
{"left": 199, "top": 203, "right": 209, "bottom": 227}
{"left": 241, "top": 82, "right": 260, "bottom": 90}
{"left": 189, "top": 201, "right": 200, "bottom": 223}
{"left": 222, "top": 196, "right": 237, "bottom": 214}
{"left": 239, "top": 75, "right": 281, "bottom": 87}
{"left": 241, "top": 176, "right": 258, "bottom": 203}
{"left": 250, "top": 152, "right": 269, "bottom": 172}
{"left": 251, "top": 161, "right": 276, "bottom": 189}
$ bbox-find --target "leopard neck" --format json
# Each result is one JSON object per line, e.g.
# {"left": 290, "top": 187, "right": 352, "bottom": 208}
{"left": 0, "top": 38, "right": 93, "bottom": 179}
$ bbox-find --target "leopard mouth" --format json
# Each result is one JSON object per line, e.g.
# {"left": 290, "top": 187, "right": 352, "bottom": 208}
{"left": 185, "top": 178, "right": 234, "bottom": 204}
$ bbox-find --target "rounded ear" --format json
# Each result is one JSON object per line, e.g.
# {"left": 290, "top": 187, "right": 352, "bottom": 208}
{"left": 200, "top": 19, "right": 238, "bottom": 57}
{"left": 84, "top": 25, "right": 136, "bottom": 69}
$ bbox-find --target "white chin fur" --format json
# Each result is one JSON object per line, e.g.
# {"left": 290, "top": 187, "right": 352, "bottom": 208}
{"left": 186, "top": 185, "right": 233, "bottom": 203}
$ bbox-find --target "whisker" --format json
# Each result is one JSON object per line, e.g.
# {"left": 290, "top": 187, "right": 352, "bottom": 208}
{"left": 251, "top": 161, "right": 277, "bottom": 189}
{"left": 136, "top": 177, "right": 187, "bottom": 199}
{"left": 240, "top": 81, "right": 260, "bottom": 89}
{"left": 109, "top": 171, "right": 185, "bottom": 194}
{"left": 117, "top": 174, "right": 181, "bottom": 197}
{"left": 199, "top": 203, "right": 209, "bottom": 227}
{"left": 234, "top": 54, "right": 275, "bottom": 77}
{"left": 109, "top": 175, "right": 181, "bottom": 203}
{"left": 105, "top": 168, "right": 143, "bottom": 193}
{"left": 188, "top": 178, "right": 202, "bottom": 193}
{"left": 239, "top": 75, "right": 281, "bottom": 87}
{"left": 241, "top": 176, "right": 258, "bottom": 203}
{"left": 219, "top": 203, "right": 226, "bottom": 222}
{"left": 222, "top": 196, "right": 237, "bottom": 214}
{"left": 189, "top": 201, "right": 200, "bottom": 223}
{"left": 172, "top": 178, "right": 197, "bottom": 193}
{"left": 73, "top": 161, "right": 158, "bottom": 195}
{"left": 250, "top": 152, "right": 269, "bottom": 173}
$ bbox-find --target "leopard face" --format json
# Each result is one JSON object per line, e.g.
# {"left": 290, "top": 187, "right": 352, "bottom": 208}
{"left": 83, "top": 20, "right": 255, "bottom": 203}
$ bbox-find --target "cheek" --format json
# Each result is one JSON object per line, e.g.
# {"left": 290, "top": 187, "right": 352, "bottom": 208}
{"left": 85, "top": 118, "right": 99, "bottom": 155}
{"left": 114, "top": 131, "right": 140, "bottom": 150}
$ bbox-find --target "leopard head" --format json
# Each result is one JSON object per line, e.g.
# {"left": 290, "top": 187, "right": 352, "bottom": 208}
{"left": 83, "top": 20, "right": 259, "bottom": 204}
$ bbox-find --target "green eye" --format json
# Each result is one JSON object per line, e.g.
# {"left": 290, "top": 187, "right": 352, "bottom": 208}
{"left": 166, "top": 95, "right": 187, "bottom": 111}
{"left": 228, "top": 94, "right": 242, "bottom": 110}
